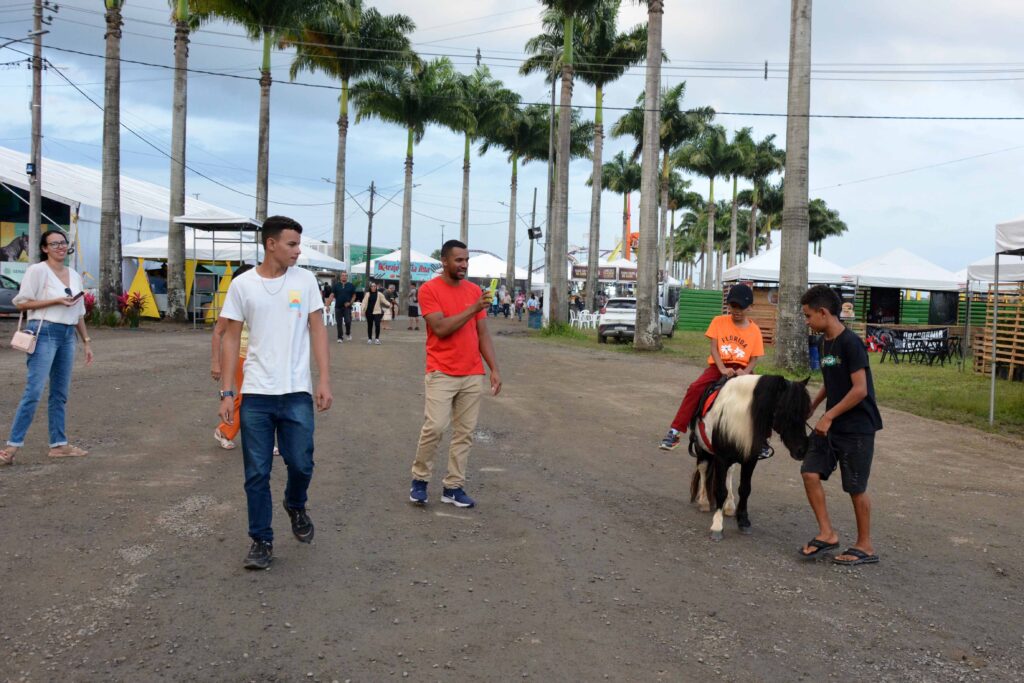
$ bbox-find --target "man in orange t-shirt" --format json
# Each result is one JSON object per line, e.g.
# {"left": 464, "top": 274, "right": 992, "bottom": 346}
{"left": 409, "top": 240, "right": 502, "bottom": 509}
{"left": 659, "top": 284, "right": 766, "bottom": 454}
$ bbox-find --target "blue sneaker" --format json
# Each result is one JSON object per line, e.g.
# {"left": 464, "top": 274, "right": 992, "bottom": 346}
{"left": 441, "top": 487, "right": 475, "bottom": 508}
{"left": 409, "top": 479, "right": 428, "bottom": 505}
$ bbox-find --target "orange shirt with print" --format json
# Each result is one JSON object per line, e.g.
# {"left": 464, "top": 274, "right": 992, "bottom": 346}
{"left": 704, "top": 314, "right": 764, "bottom": 368}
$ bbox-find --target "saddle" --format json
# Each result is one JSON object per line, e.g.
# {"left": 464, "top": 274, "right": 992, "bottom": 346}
{"left": 688, "top": 377, "right": 730, "bottom": 456}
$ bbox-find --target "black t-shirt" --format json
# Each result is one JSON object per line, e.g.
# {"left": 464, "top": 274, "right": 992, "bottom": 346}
{"left": 820, "top": 328, "right": 883, "bottom": 434}
{"left": 331, "top": 281, "right": 356, "bottom": 306}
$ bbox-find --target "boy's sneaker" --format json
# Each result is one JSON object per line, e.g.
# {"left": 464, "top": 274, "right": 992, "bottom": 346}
{"left": 282, "top": 502, "right": 314, "bottom": 543}
{"left": 659, "top": 430, "right": 681, "bottom": 451}
{"left": 441, "top": 487, "right": 475, "bottom": 508}
{"left": 409, "top": 479, "right": 428, "bottom": 505}
{"left": 244, "top": 540, "right": 273, "bottom": 570}
{"left": 758, "top": 444, "right": 775, "bottom": 460}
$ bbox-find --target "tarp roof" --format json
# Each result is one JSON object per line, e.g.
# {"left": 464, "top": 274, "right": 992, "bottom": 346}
{"left": 0, "top": 146, "right": 238, "bottom": 221}
{"left": 846, "top": 248, "right": 960, "bottom": 291}
{"left": 722, "top": 246, "right": 847, "bottom": 284}
{"left": 348, "top": 248, "right": 439, "bottom": 271}
{"left": 996, "top": 213, "right": 1024, "bottom": 255}
{"left": 123, "top": 232, "right": 346, "bottom": 270}
{"left": 466, "top": 253, "right": 529, "bottom": 280}
{"left": 965, "top": 254, "right": 1024, "bottom": 283}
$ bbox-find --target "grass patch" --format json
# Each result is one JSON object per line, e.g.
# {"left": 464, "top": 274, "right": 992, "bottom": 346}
{"left": 528, "top": 326, "right": 1024, "bottom": 436}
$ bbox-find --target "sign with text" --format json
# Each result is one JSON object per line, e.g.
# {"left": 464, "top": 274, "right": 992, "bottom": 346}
{"left": 571, "top": 265, "right": 588, "bottom": 280}
{"left": 371, "top": 260, "right": 440, "bottom": 282}
{"left": 618, "top": 268, "right": 637, "bottom": 281}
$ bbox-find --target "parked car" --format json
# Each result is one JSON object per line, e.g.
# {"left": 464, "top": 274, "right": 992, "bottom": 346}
{"left": 1, "top": 274, "right": 20, "bottom": 316}
{"left": 597, "top": 297, "right": 675, "bottom": 343}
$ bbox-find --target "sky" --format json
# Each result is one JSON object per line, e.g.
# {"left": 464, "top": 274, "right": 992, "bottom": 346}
{"left": 1, "top": 0, "right": 1022, "bottom": 272}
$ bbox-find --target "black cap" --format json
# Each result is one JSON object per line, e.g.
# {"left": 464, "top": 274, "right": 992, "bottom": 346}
{"left": 726, "top": 283, "right": 754, "bottom": 309}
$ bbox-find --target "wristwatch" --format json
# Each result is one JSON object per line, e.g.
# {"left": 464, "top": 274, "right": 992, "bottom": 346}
{"left": 219, "top": 390, "right": 236, "bottom": 399}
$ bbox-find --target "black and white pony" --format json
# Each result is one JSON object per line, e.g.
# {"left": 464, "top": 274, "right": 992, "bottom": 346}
{"left": 0, "top": 234, "right": 28, "bottom": 262}
{"left": 688, "top": 374, "right": 811, "bottom": 540}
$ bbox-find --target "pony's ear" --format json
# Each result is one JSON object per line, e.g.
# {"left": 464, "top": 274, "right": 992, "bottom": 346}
{"left": 799, "top": 377, "right": 810, "bottom": 387}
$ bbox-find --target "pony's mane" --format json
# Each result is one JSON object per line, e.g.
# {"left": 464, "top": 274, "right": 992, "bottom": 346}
{"left": 775, "top": 379, "right": 811, "bottom": 435}
{"left": 750, "top": 375, "right": 788, "bottom": 457}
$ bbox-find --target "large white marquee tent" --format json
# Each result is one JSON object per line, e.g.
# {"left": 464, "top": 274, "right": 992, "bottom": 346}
{"left": 722, "top": 246, "right": 847, "bottom": 284}
{"left": 846, "top": 248, "right": 960, "bottom": 292}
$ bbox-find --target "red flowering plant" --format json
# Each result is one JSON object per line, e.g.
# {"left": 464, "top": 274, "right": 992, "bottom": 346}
{"left": 83, "top": 291, "right": 96, "bottom": 316}
{"left": 117, "top": 291, "right": 148, "bottom": 328}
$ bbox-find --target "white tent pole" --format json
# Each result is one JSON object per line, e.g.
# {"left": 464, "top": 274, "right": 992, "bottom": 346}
{"left": 989, "top": 253, "right": 1000, "bottom": 424}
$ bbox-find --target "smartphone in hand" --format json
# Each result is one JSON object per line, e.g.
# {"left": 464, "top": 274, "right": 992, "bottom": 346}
{"left": 71, "top": 291, "right": 85, "bottom": 302}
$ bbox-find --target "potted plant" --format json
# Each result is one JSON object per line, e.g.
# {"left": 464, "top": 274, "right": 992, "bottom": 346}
{"left": 118, "top": 291, "right": 147, "bottom": 328}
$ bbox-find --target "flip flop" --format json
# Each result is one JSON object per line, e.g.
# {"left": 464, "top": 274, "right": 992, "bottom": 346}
{"left": 798, "top": 538, "right": 839, "bottom": 560}
{"left": 49, "top": 445, "right": 88, "bottom": 458}
{"left": 832, "top": 547, "right": 879, "bottom": 566}
{"left": 213, "top": 429, "right": 236, "bottom": 450}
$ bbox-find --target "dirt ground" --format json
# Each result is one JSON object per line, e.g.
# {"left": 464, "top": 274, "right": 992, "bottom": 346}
{"left": 0, "top": 316, "right": 1021, "bottom": 682}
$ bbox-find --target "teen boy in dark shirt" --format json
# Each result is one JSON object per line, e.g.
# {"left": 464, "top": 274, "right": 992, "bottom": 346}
{"left": 799, "top": 285, "right": 883, "bottom": 566}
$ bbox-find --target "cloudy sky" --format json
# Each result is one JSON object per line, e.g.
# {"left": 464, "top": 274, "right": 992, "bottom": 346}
{"left": 1, "top": 0, "right": 1021, "bottom": 271}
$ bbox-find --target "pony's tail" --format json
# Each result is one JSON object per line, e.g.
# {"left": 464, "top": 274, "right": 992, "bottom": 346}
{"left": 704, "top": 457, "right": 721, "bottom": 508}
{"left": 689, "top": 468, "right": 700, "bottom": 503}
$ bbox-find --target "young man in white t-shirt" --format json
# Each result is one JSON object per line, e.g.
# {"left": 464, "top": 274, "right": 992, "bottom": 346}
{"left": 218, "top": 216, "right": 333, "bottom": 570}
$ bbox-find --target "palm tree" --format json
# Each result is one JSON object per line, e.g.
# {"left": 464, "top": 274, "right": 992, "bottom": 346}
{"left": 455, "top": 66, "right": 520, "bottom": 245}
{"left": 612, "top": 83, "right": 713, "bottom": 291}
{"left": 351, "top": 58, "right": 469, "bottom": 311}
{"left": 741, "top": 133, "right": 785, "bottom": 257}
{"left": 674, "top": 124, "right": 732, "bottom": 289}
{"left": 726, "top": 127, "right": 754, "bottom": 269}
{"left": 757, "top": 179, "right": 785, "bottom": 249}
{"left": 540, "top": 0, "right": 603, "bottom": 325}
{"left": 203, "top": 0, "right": 325, "bottom": 221}
{"left": 99, "top": 0, "right": 125, "bottom": 315}
{"left": 588, "top": 151, "right": 640, "bottom": 258}
{"left": 282, "top": 0, "right": 415, "bottom": 261}
{"left": 664, "top": 169, "right": 700, "bottom": 276}
{"left": 777, "top": 0, "right": 813, "bottom": 369}
{"left": 808, "top": 197, "right": 847, "bottom": 255}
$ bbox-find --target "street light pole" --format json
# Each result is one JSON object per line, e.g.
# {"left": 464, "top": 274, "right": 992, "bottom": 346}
{"left": 527, "top": 187, "right": 537, "bottom": 296}
{"left": 27, "top": 0, "right": 44, "bottom": 261}
{"left": 364, "top": 181, "right": 376, "bottom": 284}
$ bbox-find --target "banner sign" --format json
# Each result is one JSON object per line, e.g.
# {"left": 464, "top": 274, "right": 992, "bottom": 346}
{"left": 618, "top": 268, "right": 637, "bottom": 281}
{"left": 572, "top": 265, "right": 588, "bottom": 280}
{"left": 371, "top": 260, "right": 439, "bottom": 282}
{"left": 865, "top": 325, "right": 948, "bottom": 354}
{"left": 598, "top": 267, "right": 617, "bottom": 281}
{"left": 0, "top": 261, "right": 28, "bottom": 283}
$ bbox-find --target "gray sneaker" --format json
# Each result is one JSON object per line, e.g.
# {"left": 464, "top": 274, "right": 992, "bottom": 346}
{"left": 244, "top": 540, "right": 273, "bottom": 570}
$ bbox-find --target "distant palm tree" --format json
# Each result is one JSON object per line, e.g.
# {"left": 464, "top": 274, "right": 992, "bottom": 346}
{"left": 674, "top": 124, "right": 732, "bottom": 289}
{"left": 282, "top": 0, "right": 415, "bottom": 260}
{"left": 202, "top": 0, "right": 326, "bottom": 221}
{"left": 808, "top": 197, "right": 847, "bottom": 255}
{"left": 351, "top": 58, "right": 469, "bottom": 310}
{"left": 725, "top": 127, "right": 754, "bottom": 269}
{"left": 749, "top": 179, "right": 785, "bottom": 250}
{"left": 99, "top": 0, "right": 125, "bottom": 315}
{"left": 588, "top": 151, "right": 640, "bottom": 258}
{"left": 539, "top": 0, "right": 603, "bottom": 325}
{"left": 741, "top": 133, "right": 785, "bottom": 257}
{"left": 664, "top": 170, "right": 700, "bottom": 276}
{"left": 455, "top": 66, "right": 520, "bottom": 244}
{"left": 483, "top": 104, "right": 591, "bottom": 294}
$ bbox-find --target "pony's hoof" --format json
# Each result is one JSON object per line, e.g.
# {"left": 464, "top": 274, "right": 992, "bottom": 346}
{"left": 709, "top": 530, "right": 723, "bottom": 542}
{"left": 738, "top": 525, "right": 753, "bottom": 535}
{"left": 698, "top": 503, "right": 711, "bottom": 513}
{"left": 723, "top": 506, "right": 736, "bottom": 517}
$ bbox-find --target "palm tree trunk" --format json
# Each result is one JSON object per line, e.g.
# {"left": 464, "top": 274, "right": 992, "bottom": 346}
{"left": 255, "top": 32, "right": 272, "bottom": 223}
{"left": 332, "top": 78, "right": 349, "bottom": 261}
{"left": 702, "top": 179, "right": 716, "bottom": 290}
{"left": 658, "top": 153, "right": 669, "bottom": 278}
{"left": 399, "top": 128, "right": 414, "bottom": 314}
{"left": 634, "top": 0, "right": 664, "bottom": 351}
{"left": 585, "top": 86, "right": 603, "bottom": 312}
{"left": 749, "top": 194, "right": 759, "bottom": 257}
{"left": 728, "top": 174, "right": 738, "bottom": 268}
{"left": 460, "top": 133, "right": 471, "bottom": 244}
{"left": 716, "top": 249, "right": 724, "bottom": 289}
{"left": 777, "top": 0, "right": 813, "bottom": 370}
{"left": 622, "top": 192, "right": 629, "bottom": 255}
{"left": 544, "top": 76, "right": 556, "bottom": 289}
{"left": 505, "top": 154, "right": 518, "bottom": 295}
{"left": 99, "top": 2, "right": 123, "bottom": 315}
{"left": 166, "top": 7, "right": 189, "bottom": 321}
{"left": 550, "top": 15, "right": 575, "bottom": 325}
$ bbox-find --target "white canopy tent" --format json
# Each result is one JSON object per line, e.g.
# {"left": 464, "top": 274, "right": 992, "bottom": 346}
{"left": 987, "top": 213, "right": 1024, "bottom": 423}
{"left": 466, "top": 252, "right": 529, "bottom": 281}
{"left": 722, "top": 246, "right": 847, "bottom": 284}
{"left": 846, "top": 248, "right": 960, "bottom": 292}
{"left": 123, "top": 232, "right": 346, "bottom": 270}
{"left": 967, "top": 254, "right": 1024, "bottom": 283}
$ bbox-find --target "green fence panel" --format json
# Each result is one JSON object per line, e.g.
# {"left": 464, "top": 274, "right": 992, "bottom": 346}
{"left": 677, "top": 289, "right": 723, "bottom": 331}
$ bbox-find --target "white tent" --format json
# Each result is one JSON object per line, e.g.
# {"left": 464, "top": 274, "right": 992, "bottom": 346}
{"left": 722, "top": 246, "right": 847, "bottom": 284}
{"left": 847, "top": 248, "right": 960, "bottom": 292}
{"left": 348, "top": 249, "right": 440, "bottom": 281}
{"left": 986, "top": 213, "right": 1024, "bottom": 423}
{"left": 467, "top": 253, "right": 529, "bottom": 281}
{"left": 965, "top": 254, "right": 1024, "bottom": 283}
{"left": 123, "top": 232, "right": 346, "bottom": 270}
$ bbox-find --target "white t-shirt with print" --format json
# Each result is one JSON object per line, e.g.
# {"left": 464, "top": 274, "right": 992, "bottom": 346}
{"left": 221, "top": 266, "right": 324, "bottom": 396}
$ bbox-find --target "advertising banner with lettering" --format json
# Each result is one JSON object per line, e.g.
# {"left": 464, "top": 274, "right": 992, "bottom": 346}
{"left": 571, "top": 265, "right": 588, "bottom": 280}
{"left": 618, "top": 268, "right": 637, "bottom": 282}
{"left": 372, "top": 260, "right": 440, "bottom": 282}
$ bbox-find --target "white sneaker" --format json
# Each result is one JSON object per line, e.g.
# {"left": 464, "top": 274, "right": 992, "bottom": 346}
{"left": 336, "top": 339, "right": 343, "bottom": 344}
{"left": 374, "top": 339, "right": 382, "bottom": 345}
{"left": 366, "top": 339, "right": 373, "bottom": 344}
{"left": 346, "top": 335, "right": 352, "bottom": 341}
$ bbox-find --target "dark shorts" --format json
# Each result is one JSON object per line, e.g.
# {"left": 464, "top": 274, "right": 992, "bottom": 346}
{"left": 408, "top": 305, "right": 419, "bottom": 317}
{"left": 801, "top": 432, "right": 875, "bottom": 494}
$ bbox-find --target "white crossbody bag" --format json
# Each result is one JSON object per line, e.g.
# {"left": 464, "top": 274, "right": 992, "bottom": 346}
{"left": 10, "top": 311, "right": 42, "bottom": 354}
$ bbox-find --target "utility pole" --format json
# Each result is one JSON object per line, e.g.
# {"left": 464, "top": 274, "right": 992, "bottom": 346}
{"left": 364, "top": 181, "right": 376, "bottom": 283}
{"left": 527, "top": 187, "right": 537, "bottom": 296}
{"left": 27, "top": 0, "right": 44, "bottom": 261}
{"left": 544, "top": 75, "right": 556, "bottom": 280}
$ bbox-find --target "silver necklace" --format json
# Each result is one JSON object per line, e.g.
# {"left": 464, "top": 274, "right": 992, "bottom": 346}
{"left": 257, "top": 267, "right": 288, "bottom": 296}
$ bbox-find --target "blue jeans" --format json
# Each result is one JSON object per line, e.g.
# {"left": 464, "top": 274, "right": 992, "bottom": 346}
{"left": 239, "top": 393, "right": 315, "bottom": 542}
{"left": 7, "top": 321, "right": 77, "bottom": 448}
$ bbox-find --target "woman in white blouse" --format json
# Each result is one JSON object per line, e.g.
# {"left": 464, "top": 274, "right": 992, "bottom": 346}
{"left": 1, "top": 230, "right": 94, "bottom": 466}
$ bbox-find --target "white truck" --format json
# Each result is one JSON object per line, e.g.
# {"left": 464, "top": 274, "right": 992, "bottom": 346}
{"left": 597, "top": 297, "right": 675, "bottom": 343}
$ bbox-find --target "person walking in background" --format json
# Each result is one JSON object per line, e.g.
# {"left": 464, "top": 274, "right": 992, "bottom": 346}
{"left": 407, "top": 283, "right": 421, "bottom": 331}
{"left": 514, "top": 291, "right": 525, "bottom": 321}
{"left": 361, "top": 280, "right": 389, "bottom": 344}
{"left": 328, "top": 271, "right": 356, "bottom": 343}
{"left": 382, "top": 283, "right": 397, "bottom": 331}
{"left": 501, "top": 290, "right": 513, "bottom": 318}
{"left": 408, "top": 240, "right": 501, "bottom": 509}
{"left": 2, "top": 230, "right": 94, "bottom": 466}
{"left": 218, "top": 216, "right": 332, "bottom": 570}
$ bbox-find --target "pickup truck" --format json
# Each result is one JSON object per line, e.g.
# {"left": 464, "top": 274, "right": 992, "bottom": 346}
{"left": 597, "top": 297, "right": 675, "bottom": 343}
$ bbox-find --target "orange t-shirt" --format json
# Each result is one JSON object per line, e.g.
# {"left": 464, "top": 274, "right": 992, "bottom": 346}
{"left": 418, "top": 278, "right": 487, "bottom": 376}
{"left": 705, "top": 314, "right": 764, "bottom": 367}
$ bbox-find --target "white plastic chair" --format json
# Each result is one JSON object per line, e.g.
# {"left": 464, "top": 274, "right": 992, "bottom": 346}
{"left": 323, "top": 300, "right": 336, "bottom": 326}
{"left": 352, "top": 301, "right": 362, "bottom": 321}
{"left": 569, "top": 309, "right": 580, "bottom": 328}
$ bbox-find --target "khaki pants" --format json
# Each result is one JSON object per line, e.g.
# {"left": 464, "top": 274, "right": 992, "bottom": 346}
{"left": 411, "top": 372, "right": 483, "bottom": 489}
